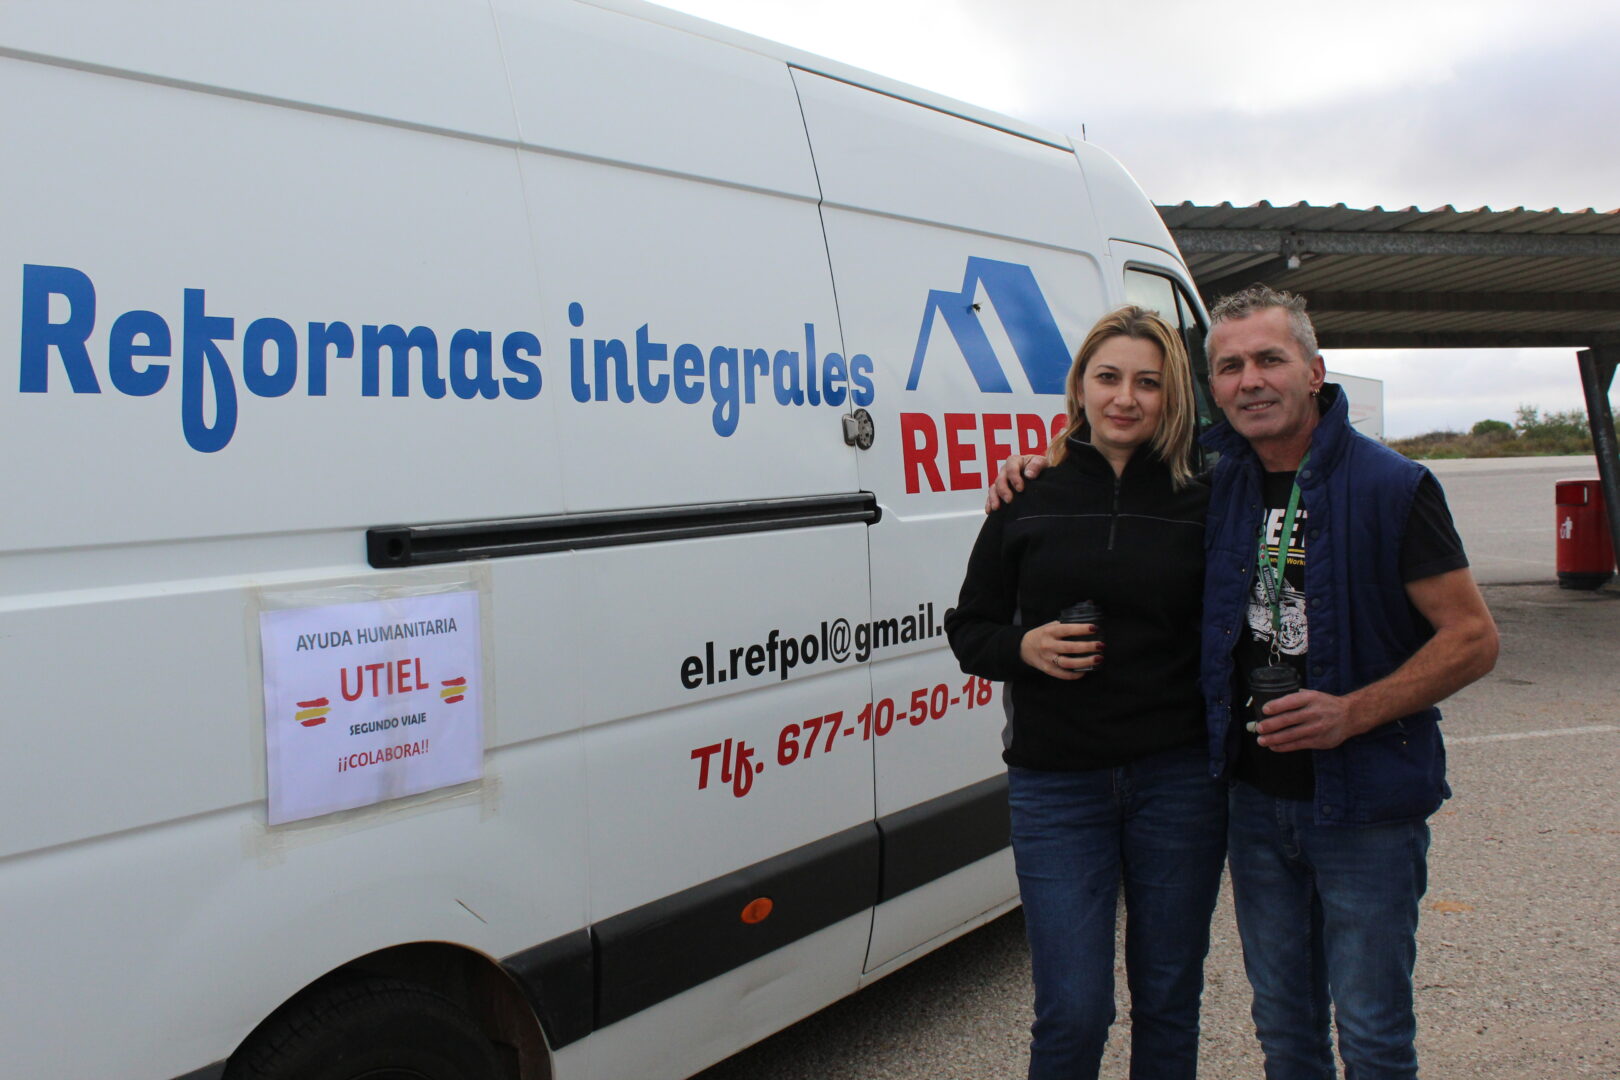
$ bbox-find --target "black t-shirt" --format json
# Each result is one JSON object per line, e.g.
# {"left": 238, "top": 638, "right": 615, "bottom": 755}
{"left": 1231, "top": 470, "right": 1468, "bottom": 799}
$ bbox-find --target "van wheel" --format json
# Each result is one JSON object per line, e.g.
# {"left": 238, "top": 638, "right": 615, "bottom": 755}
{"left": 227, "top": 976, "right": 507, "bottom": 1080}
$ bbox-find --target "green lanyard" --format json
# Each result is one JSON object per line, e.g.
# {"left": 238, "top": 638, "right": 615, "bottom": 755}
{"left": 1255, "top": 453, "right": 1309, "bottom": 661}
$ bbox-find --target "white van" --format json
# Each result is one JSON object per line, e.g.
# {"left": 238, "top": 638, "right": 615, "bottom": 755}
{"left": 0, "top": 2, "right": 1209, "bottom": 1078}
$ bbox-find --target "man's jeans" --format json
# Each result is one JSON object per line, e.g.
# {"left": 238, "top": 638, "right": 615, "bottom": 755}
{"left": 1227, "top": 780, "right": 1431, "bottom": 1080}
{"left": 1007, "top": 745, "right": 1227, "bottom": 1080}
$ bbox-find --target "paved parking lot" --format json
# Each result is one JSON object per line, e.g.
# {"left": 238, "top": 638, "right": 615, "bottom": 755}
{"left": 1425, "top": 454, "right": 1604, "bottom": 585}
{"left": 696, "top": 469, "right": 1620, "bottom": 1078}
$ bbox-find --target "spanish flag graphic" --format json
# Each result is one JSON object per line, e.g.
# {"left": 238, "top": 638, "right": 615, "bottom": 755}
{"left": 440, "top": 676, "right": 469, "bottom": 704}
{"left": 295, "top": 697, "right": 330, "bottom": 727}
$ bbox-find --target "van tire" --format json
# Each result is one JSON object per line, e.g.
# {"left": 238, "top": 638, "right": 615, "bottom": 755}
{"left": 226, "top": 976, "right": 507, "bottom": 1080}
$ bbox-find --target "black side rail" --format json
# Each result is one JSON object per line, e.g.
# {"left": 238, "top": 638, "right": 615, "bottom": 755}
{"left": 368, "top": 492, "right": 881, "bottom": 568}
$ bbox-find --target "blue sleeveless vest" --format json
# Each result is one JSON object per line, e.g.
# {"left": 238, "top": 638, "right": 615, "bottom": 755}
{"left": 1200, "top": 385, "right": 1450, "bottom": 825}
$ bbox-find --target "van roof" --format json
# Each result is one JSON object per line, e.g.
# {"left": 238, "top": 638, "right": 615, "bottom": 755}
{"left": 580, "top": 0, "right": 1078, "bottom": 152}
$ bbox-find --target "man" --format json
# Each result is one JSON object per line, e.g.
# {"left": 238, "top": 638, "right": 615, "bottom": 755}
{"left": 989, "top": 284, "right": 1499, "bottom": 1078}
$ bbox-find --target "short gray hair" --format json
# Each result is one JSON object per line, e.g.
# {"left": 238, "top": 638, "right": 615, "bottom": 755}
{"left": 1208, "top": 283, "right": 1319, "bottom": 358}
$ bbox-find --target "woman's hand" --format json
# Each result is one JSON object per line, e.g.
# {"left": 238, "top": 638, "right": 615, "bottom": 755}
{"left": 1019, "top": 621, "right": 1104, "bottom": 680}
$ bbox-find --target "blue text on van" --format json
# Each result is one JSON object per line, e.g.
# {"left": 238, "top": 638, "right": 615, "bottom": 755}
{"left": 17, "top": 264, "right": 872, "bottom": 452}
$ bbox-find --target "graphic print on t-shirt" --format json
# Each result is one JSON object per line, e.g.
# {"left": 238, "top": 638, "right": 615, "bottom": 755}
{"left": 1246, "top": 504, "right": 1307, "bottom": 656}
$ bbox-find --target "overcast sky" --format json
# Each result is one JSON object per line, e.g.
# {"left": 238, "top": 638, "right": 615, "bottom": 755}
{"left": 652, "top": 0, "right": 1620, "bottom": 438}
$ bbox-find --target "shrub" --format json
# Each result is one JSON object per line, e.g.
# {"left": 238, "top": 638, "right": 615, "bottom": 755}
{"left": 1514, "top": 405, "right": 1594, "bottom": 455}
{"left": 1379, "top": 405, "right": 1613, "bottom": 460}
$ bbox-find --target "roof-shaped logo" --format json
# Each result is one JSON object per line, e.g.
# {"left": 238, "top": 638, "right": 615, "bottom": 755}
{"left": 907, "top": 257, "right": 1070, "bottom": 395}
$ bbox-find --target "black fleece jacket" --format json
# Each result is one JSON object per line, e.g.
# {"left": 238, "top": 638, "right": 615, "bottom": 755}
{"left": 945, "top": 439, "right": 1208, "bottom": 770}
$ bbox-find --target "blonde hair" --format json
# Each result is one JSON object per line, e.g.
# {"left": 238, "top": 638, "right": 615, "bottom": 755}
{"left": 1047, "top": 305, "right": 1198, "bottom": 488}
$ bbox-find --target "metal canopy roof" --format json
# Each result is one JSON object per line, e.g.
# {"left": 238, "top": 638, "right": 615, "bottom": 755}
{"left": 1157, "top": 202, "right": 1620, "bottom": 349}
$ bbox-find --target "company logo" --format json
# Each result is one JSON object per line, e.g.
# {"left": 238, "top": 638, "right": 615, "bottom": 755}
{"left": 907, "top": 257, "right": 1070, "bottom": 395}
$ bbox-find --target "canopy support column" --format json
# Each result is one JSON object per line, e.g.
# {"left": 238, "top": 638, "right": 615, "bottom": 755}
{"left": 1577, "top": 346, "right": 1620, "bottom": 574}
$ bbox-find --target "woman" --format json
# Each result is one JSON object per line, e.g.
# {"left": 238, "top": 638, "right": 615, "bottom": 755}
{"left": 945, "top": 306, "right": 1224, "bottom": 1080}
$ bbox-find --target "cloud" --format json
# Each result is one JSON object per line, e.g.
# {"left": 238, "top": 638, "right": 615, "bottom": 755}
{"left": 976, "top": 0, "right": 1608, "bottom": 114}
{"left": 1035, "top": 28, "right": 1620, "bottom": 211}
{"left": 1327, "top": 349, "right": 1604, "bottom": 438}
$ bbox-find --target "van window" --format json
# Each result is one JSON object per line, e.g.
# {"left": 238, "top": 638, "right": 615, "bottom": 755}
{"left": 1124, "top": 268, "right": 1212, "bottom": 428}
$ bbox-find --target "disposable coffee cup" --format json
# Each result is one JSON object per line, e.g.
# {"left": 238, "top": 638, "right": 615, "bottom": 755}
{"left": 1058, "top": 601, "right": 1103, "bottom": 642}
{"left": 1248, "top": 664, "right": 1300, "bottom": 731}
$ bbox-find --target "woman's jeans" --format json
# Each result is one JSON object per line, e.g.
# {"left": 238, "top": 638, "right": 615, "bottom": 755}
{"left": 1227, "top": 781, "right": 1431, "bottom": 1080}
{"left": 1007, "top": 745, "right": 1227, "bottom": 1080}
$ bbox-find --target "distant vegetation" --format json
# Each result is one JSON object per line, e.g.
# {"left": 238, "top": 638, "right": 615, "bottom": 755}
{"left": 1388, "top": 406, "right": 1616, "bottom": 459}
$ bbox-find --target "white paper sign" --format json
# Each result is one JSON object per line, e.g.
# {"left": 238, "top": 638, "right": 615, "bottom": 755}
{"left": 260, "top": 590, "right": 484, "bottom": 824}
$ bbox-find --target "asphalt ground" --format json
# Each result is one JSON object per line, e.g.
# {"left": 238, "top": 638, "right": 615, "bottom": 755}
{"left": 695, "top": 462, "right": 1620, "bottom": 1080}
{"left": 1423, "top": 455, "right": 1604, "bottom": 585}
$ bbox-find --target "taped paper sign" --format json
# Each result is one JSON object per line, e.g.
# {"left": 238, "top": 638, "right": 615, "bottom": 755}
{"left": 260, "top": 590, "right": 484, "bottom": 824}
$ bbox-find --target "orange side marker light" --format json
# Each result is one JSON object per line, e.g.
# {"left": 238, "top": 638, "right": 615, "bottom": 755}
{"left": 740, "top": 897, "right": 774, "bottom": 925}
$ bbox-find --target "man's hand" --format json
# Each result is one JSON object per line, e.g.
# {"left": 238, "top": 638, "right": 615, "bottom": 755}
{"left": 1249, "top": 689, "right": 1370, "bottom": 751}
{"left": 1251, "top": 568, "right": 1499, "bottom": 751}
{"left": 1018, "top": 621, "right": 1103, "bottom": 680}
{"left": 986, "top": 454, "right": 1049, "bottom": 513}
{"left": 1254, "top": 567, "right": 1499, "bottom": 753}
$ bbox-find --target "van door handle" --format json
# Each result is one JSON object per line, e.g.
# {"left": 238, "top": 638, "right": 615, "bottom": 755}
{"left": 842, "top": 409, "right": 875, "bottom": 450}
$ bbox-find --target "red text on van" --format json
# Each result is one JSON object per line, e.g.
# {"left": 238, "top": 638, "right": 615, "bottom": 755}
{"left": 899, "top": 411, "right": 1065, "bottom": 494}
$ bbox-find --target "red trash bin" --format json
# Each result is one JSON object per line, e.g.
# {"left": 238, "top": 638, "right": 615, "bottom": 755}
{"left": 1555, "top": 479, "right": 1615, "bottom": 590}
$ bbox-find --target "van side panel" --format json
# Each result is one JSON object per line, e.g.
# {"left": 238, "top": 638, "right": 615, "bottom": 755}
{"left": 515, "top": 156, "right": 860, "bottom": 510}
{"left": 488, "top": 8, "right": 881, "bottom": 1077}
{"left": 793, "top": 70, "right": 1114, "bottom": 970}
{"left": 0, "top": 0, "right": 516, "bottom": 141}
{"left": 494, "top": 0, "right": 861, "bottom": 512}
{"left": 569, "top": 529, "right": 876, "bottom": 919}
{"left": 0, "top": 60, "right": 565, "bottom": 556}
{"left": 1, "top": 31, "right": 587, "bottom": 1080}
{"left": 493, "top": 0, "right": 819, "bottom": 196}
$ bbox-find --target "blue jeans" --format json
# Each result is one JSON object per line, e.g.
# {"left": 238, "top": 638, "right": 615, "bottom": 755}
{"left": 1007, "top": 745, "right": 1227, "bottom": 1080}
{"left": 1227, "top": 781, "right": 1431, "bottom": 1080}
